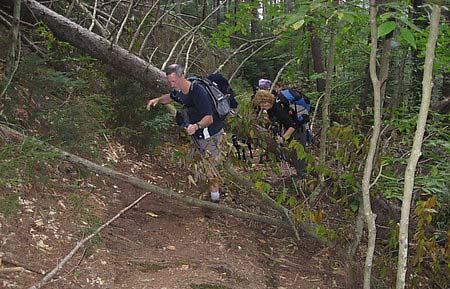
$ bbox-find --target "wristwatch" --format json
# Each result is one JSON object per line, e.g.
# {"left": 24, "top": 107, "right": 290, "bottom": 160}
{"left": 196, "top": 123, "right": 203, "bottom": 130}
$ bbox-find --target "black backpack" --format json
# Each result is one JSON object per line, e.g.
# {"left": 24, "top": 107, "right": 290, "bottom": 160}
{"left": 188, "top": 76, "right": 232, "bottom": 121}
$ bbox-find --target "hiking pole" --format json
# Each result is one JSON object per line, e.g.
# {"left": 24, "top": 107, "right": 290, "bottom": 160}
{"left": 186, "top": 122, "right": 204, "bottom": 154}
{"left": 178, "top": 109, "right": 204, "bottom": 153}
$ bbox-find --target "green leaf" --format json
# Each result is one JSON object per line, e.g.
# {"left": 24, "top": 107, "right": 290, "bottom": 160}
{"left": 378, "top": 21, "right": 397, "bottom": 38}
{"left": 400, "top": 28, "right": 416, "bottom": 49}
{"left": 398, "top": 17, "right": 421, "bottom": 32}
{"left": 341, "top": 12, "right": 355, "bottom": 24}
{"left": 291, "top": 19, "right": 305, "bottom": 30}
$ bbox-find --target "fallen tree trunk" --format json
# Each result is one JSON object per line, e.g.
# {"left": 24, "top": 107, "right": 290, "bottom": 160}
{"left": 22, "top": 0, "right": 167, "bottom": 91}
{"left": 1, "top": 124, "right": 292, "bottom": 231}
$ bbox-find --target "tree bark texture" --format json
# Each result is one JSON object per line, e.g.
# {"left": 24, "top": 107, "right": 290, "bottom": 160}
{"left": 379, "top": 34, "right": 393, "bottom": 102}
{"left": 395, "top": 5, "right": 441, "bottom": 289}
{"left": 5, "top": 0, "right": 21, "bottom": 78}
{"left": 411, "top": 0, "right": 428, "bottom": 105}
{"left": 362, "top": 2, "right": 381, "bottom": 288}
{"left": 23, "top": 0, "right": 167, "bottom": 92}
{"left": 309, "top": 29, "right": 336, "bottom": 205}
{"left": 389, "top": 49, "right": 408, "bottom": 111}
{"left": 309, "top": 26, "right": 326, "bottom": 93}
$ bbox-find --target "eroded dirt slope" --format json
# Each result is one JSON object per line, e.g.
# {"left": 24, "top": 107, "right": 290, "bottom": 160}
{"left": 0, "top": 141, "right": 344, "bottom": 289}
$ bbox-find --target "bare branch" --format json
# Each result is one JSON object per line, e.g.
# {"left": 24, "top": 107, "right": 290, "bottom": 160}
{"left": 128, "top": 0, "right": 160, "bottom": 51}
{"left": 105, "top": 0, "right": 123, "bottom": 34}
{"left": 138, "top": 6, "right": 174, "bottom": 56}
{"left": 114, "top": 0, "right": 133, "bottom": 44}
{"left": 75, "top": 0, "right": 107, "bottom": 36}
{"left": 229, "top": 36, "right": 281, "bottom": 83}
{"left": 396, "top": 5, "right": 441, "bottom": 289}
{"left": 213, "top": 36, "right": 278, "bottom": 74}
{"left": 270, "top": 57, "right": 296, "bottom": 90}
{"left": 27, "top": 191, "right": 153, "bottom": 289}
{"left": 183, "top": 35, "right": 195, "bottom": 74}
{"left": 88, "top": 0, "right": 98, "bottom": 31}
{"left": 161, "top": 0, "right": 227, "bottom": 71}
{"left": 309, "top": 92, "right": 324, "bottom": 132}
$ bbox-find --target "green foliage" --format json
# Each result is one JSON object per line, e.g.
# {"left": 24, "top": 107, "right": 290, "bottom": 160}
{"left": 45, "top": 93, "right": 112, "bottom": 155}
{"left": 327, "top": 124, "right": 365, "bottom": 198}
{"left": 0, "top": 138, "right": 59, "bottom": 187}
{"left": 141, "top": 113, "right": 174, "bottom": 136}
{"left": 68, "top": 192, "right": 93, "bottom": 213}
{"left": 13, "top": 54, "right": 88, "bottom": 99}
{"left": 378, "top": 21, "right": 397, "bottom": 38}
{"left": 400, "top": 28, "right": 416, "bottom": 49}
{"left": 36, "top": 22, "right": 75, "bottom": 57}
{"left": 255, "top": 181, "right": 272, "bottom": 195}
{"left": 0, "top": 195, "right": 20, "bottom": 218}
{"left": 109, "top": 77, "right": 174, "bottom": 146}
{"left": 315, "top": 224, "right": 337, "bottom": 242}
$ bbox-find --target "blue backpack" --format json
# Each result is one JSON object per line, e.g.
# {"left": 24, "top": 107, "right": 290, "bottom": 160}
{"left": 278, "top": 89, "right": 311, "bottom": 123}
{"left": 277, "top": 89, "right": 313, "bottom": 144}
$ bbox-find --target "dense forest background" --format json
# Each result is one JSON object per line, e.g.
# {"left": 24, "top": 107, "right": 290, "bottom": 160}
{"left": 0, "top": 0, "right": 448, "bottom": 288}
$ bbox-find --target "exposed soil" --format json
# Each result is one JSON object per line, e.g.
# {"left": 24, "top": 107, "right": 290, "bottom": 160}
{"left": 0, "top": 136, "right": 347, "bottom": 289}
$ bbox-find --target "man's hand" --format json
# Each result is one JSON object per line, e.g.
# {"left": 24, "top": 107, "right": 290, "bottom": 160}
{"left": 186, "top": 124, "right": 198, "bottom": 136}
{"left": 146, "top": 98, "right": 159, "bottom": 110}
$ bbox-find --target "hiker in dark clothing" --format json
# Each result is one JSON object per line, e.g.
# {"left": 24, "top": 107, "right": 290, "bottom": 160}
{"left": 207, "top": 74, "right": 254, "bottom": 161}
{"left": 252, "top": 89, "right": 307, "bottom": 179}
{"left": 146, "top": 64, "right": 224, "bottom": 202}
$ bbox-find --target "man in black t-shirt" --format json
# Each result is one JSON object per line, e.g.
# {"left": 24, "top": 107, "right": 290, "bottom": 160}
{"left": 146, "top": 64, "right": 224, "bottom": 203}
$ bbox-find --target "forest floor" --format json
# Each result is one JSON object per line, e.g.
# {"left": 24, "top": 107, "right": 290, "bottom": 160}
{"left": 0, "top": 134, "right": 348, "bottom": 289}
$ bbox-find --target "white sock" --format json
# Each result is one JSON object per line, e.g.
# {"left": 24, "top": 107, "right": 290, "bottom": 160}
{"left": 210, "top": 191, "right": 220, "bottom": 201}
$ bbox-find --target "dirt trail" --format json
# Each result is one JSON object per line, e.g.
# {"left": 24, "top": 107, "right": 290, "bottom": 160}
{"left": 0, "top": 145, "right": 343, "bottom": 289}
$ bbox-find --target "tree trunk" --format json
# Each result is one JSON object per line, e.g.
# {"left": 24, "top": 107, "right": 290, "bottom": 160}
{"left": 309, "top": 25, "right": 326, "bottom": 93}
{"left": 362, "top": 1, "right": 381, "bottom": 288}
{"left": 5, "top": 0, "right": 21, "bottom": 78}
{"left": 410, "top": 0, "right": 428, "bottom": 105}
{"left": 395, "top": 5, "right": 441, "bottom": 289}
{"left": 22, "top": 0, "right": 167, "bottom": 92}
{"left": 389, "top": 49, "right": 408, "bottom": 111}
{"left": 250, "top": 9, "right": 257, "bottom": 36}
{"left": 359, "top": 64, "right": 371, "bottom": 110}
{"left": 379, "top": 34, "right": 393, "bottom": 102}
{"left": 309, "top": 29, "right": 336, "bottom": 205}
{"left": 442, "top": 71, "right": 449, "bottom": 100}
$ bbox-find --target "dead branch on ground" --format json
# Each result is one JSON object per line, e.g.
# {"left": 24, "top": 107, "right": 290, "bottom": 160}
{"left": 1, "top": 125, "right": 292, "bottom": 231}
{"left": 27, "top": 191, "right": 153, "bottom": 289}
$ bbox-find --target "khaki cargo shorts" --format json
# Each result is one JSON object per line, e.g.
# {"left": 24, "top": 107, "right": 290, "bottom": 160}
{"left": 196, "top": 129, "right": 224, "bottom": 161}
